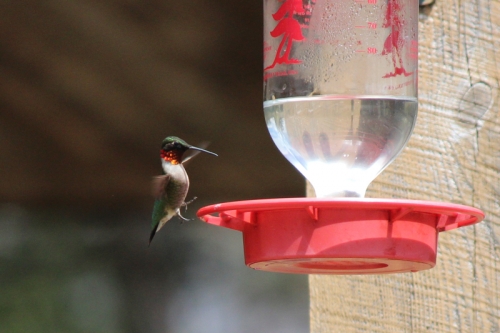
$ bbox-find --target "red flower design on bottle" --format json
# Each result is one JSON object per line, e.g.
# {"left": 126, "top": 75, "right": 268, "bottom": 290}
{"left": 265, "top": 0, "right": 305, "bottom": 71}
{"left": 382, "top": 0, "right": 412, "bottom": 78}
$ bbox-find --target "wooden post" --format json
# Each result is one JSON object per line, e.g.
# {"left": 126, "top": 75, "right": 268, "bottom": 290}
{"left": 309, "top": 0, "right": 500, "bottom": 331}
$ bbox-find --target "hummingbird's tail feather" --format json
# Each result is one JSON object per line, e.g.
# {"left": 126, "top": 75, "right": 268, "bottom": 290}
{"left": 148, "top": 226, "right": 158, "bottom": 246}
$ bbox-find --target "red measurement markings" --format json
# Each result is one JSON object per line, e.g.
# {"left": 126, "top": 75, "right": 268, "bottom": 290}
{"left": 263, "top": 69, "right": 298, "bottom": 81}
{"left": 355, "top": 22, "right": 377, "bottom": 29}
{"left": 356, "top": 47, "right": 377, "bottom": 53}
{"left": 263, "top": 41, "right": 272, "bottom": 61}
{"left": 384, "top": 78, "right": 413, "bottom": 91}
{"left": 409, "top": 40, "right": 418, "bottom": 59}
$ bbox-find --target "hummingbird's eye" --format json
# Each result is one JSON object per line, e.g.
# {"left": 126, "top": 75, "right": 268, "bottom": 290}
{"left": 163, "top": 142, "right": 175, "bottom": 150}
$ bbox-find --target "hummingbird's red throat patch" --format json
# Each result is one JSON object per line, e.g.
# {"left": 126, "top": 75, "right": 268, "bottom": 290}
{"left": 161, "top": 149, "right": 181, "bottom": 165}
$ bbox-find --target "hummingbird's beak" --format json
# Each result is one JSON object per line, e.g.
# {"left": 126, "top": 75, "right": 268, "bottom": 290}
{"left": 189, "top": 146, "right": 218, "bottom": 156}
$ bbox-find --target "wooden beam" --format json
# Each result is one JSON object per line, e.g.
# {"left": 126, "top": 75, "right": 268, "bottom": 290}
{"left": 309, "top": 0, "right": 500, "bottom": 331}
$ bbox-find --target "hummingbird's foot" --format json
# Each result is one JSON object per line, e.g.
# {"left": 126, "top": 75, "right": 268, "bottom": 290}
{"left": 177, "top": 211, "right": 194, "bottom": 224}
{"left": 182, "top": 196, "right": 198, "bottom": 212}
{"left": 183, "top": 196, "right": 198, "bottom": 206}
{"left": 177, "top": 197, "right": 198, "bottom": 223}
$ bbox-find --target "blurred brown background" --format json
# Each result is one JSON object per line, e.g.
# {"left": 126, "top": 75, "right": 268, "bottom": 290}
{"left": 0, "top": 1, "right": 307, "bottom": 332}
{"left": 0, "top": 0, "right": 305, "bottom": 207}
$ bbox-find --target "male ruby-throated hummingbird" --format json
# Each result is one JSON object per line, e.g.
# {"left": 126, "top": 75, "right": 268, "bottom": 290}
{"left": 150, "top": 136, "right": 217, "bottom": 245}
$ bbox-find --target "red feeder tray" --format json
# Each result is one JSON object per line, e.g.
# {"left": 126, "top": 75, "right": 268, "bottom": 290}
{"left": 197, "top": 198, "right": 484, "bottom": 275}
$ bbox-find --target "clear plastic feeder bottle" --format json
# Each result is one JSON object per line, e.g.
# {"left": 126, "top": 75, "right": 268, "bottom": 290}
{"left": 264, "top": 0, "right": 418, "bottom": 198}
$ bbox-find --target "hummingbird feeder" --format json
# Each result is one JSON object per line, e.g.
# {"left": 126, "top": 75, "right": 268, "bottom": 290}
{"left": 197, "top": 0, "right": 484, "bottom": 274}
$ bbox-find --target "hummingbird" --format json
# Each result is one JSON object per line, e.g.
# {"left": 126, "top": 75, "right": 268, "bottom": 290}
{"left": 150, "top": 136, "right": 217, "bottom": 245}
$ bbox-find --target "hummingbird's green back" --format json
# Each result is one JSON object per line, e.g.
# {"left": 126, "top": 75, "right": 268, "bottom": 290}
{"left": 151, "top": 198, "right": 166, "bottom": 230}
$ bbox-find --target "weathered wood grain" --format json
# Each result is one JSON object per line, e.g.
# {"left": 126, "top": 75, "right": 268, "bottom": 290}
{"left": 309, "top": 0, "right": 500, "bottom": 331}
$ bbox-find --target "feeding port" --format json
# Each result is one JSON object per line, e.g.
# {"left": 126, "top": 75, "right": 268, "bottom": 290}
{"left": 198, "top": 199, "right": 484, "bottom": 274}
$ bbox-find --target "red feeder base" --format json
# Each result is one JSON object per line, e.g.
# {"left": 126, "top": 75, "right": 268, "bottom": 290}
{"left": 197, "top": 198, "right": 484, "bottom": 275}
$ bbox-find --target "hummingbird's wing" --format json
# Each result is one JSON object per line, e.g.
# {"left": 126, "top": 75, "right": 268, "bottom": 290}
{"left": 181, "top": 141, "right": 210, "bottom": 165}
{"left": 151, "top": 175, "right": 170, "bottom": 199}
